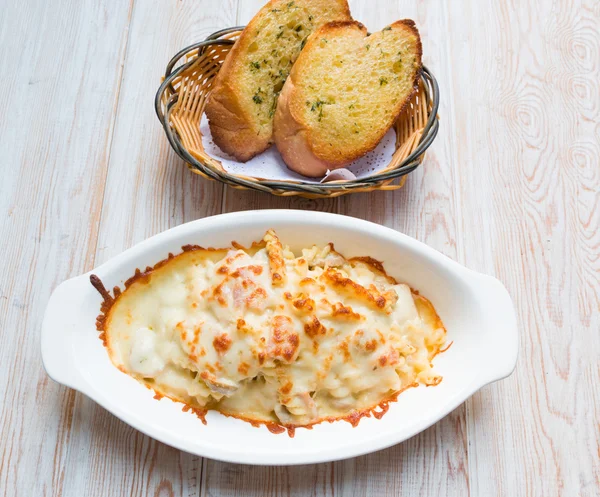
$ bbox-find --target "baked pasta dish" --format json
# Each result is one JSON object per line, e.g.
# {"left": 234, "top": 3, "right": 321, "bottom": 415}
{"left": 91, "top": 230, "right": 447, "bottom": 434}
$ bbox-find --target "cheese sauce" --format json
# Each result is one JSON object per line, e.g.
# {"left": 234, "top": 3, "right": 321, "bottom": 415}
{"left": 93, "top": 230, "right": 447, "bottom": 430}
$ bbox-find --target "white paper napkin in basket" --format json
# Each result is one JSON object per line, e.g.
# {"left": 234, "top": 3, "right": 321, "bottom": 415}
{"left": 200, "top": 113, "right": 395, "bottom": 184}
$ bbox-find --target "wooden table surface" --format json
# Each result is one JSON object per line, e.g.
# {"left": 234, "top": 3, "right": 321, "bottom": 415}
{"left": 1, "top": 0, "right": 598, "bottom": 495}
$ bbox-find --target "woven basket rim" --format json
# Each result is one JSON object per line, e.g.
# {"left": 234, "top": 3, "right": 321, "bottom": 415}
{"left": 155, "top": 26, "right": 440, "bottom": 196}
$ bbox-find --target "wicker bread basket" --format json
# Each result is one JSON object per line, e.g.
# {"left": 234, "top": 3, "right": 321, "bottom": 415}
{"left": 155, "top": 27, "right": 440, "bottom": 198}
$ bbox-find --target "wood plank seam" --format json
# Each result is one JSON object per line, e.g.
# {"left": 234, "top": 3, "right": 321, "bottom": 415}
{"left": 438, "top": 2, "right": 472, "bottom": 496}
{"left": 55, "top": 1, "right": 137, "bottom": 490}
{"left": 88, "top": 0, "right": 137, "bottom": 265}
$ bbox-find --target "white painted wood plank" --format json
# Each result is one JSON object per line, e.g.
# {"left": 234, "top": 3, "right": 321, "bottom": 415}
{"left": 204, "top": 2, "right": 339, "bottom": 494}
{"left": 336, "top": 2, "right": 469, "bottom": 495}
{"left": 445, "top": 0, "right": 600, "bottom": 496}
{"left": 205, "top": 1, "right": 469, "bottom": 495}
{"left": 0, "top": 1, "right": 133, "bottom": 495}
{"left": 94, "top": 0, "right": 238, "bottom": 265}
{"left": 57, "top": 1, "right": 238, "bottom": 496}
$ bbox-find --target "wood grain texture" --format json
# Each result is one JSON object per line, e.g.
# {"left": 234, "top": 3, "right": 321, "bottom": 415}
{"left": 59, "top": 1, "right": 237, "bottom": 496}
{"left": 337, "top": 2, "right": 469, "bottom": 495}
{"left": 0, "top": 0, "right": 133, "bottom": 495}
{"left": 445, "top": 0, "right": 600, "bottom": 496}
{"left": 1, "top": 0, "right": 598, "bottom": 495}
{"left": 449, "top": 2, "right": 600, "bottom": 496}
{"left": 207, "top": 1, "right": 471, "bottom": 495}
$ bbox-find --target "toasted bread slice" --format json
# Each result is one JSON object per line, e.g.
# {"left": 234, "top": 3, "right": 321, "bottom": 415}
{"left": 205, "top": 0, "right": 352, "bottom": 162}
{"left": 274, "top": 20, "right": 422, "bottom": 177}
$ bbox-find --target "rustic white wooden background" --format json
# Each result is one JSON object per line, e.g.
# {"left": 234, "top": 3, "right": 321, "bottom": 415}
{"left": 1, "top": 0, "right": 598, "bottom": 495}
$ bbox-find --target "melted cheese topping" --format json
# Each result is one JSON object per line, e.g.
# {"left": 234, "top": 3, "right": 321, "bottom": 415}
{"left": 102, "top": 230, "right": 447, "bottom": 427}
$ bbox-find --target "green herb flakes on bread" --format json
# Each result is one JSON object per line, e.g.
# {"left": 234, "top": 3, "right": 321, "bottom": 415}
{"left": 205, "top": 0, "right": 352, "bottom": 162}
{"left": 273, "top": 20, "right": 423, "bottom": 177}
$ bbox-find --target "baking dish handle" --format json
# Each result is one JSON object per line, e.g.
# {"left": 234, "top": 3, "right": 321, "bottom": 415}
{"left": 471, "top": 273, "right": 519, "bottom": 383}
{"left": 41, "top": 277, "right": 85, "bottom": 390}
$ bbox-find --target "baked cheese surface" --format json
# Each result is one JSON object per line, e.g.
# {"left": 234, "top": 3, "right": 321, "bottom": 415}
{"left": 100, "top": 230, "right": 446, "bottom": 428}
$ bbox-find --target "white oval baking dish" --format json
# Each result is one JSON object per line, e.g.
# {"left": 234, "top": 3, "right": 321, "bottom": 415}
{"left": 41, "top": 210, "right": 518, "bottom": 465}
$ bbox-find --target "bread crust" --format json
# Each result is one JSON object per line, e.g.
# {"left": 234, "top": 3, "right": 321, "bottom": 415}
{"left": 274, "top": 19, "right": 423, "bottom": 177}
{"left": 204, "top": 4, "right": 272, "bottom": 162}
{"left": 205, "top": 0, "right": 352, "bottom": 163}
{"left": 273, "top": 77, "right": 329, "bottom": 176}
